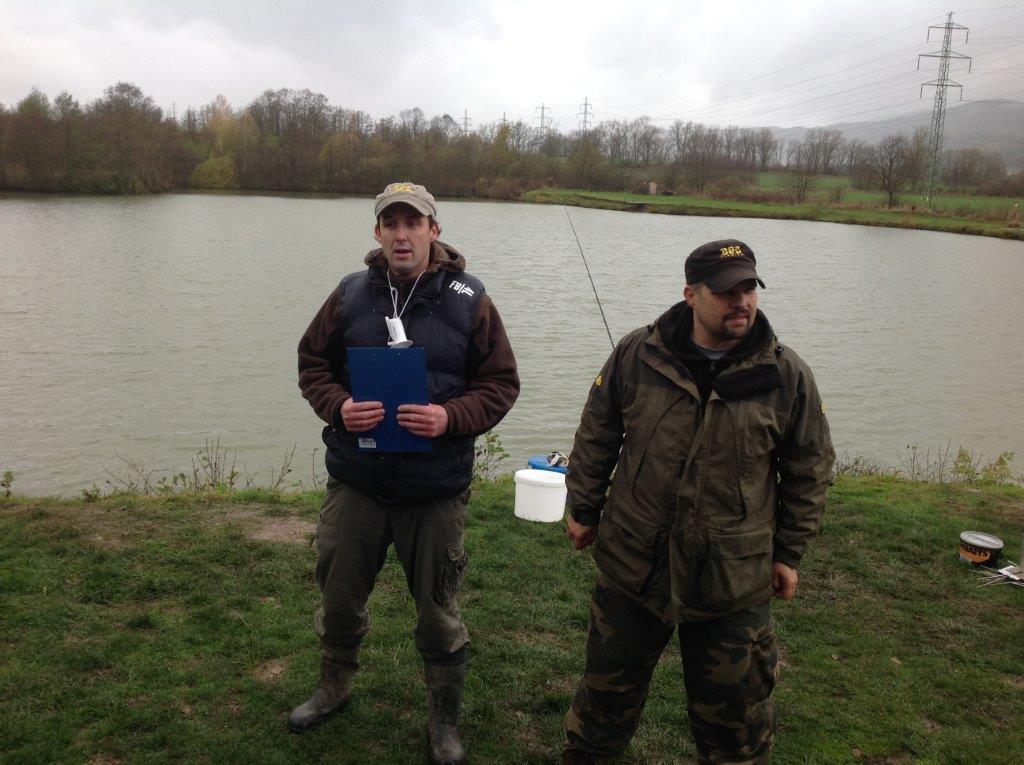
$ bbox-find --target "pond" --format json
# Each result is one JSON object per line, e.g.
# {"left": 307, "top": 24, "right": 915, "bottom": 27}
{"left": 2, "top": 192, "right": 1022, "bottom": 494}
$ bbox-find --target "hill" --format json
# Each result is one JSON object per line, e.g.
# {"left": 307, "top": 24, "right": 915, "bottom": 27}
{"left": 770, "top": 100, "right": 1024, "bottom": 170}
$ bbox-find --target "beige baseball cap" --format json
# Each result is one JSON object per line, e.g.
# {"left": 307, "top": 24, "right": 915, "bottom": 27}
{"left": 374, "top": 182, "right": 438, "bottom": 219}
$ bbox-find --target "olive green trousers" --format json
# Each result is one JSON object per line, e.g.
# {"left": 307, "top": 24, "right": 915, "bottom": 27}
{"left": 313, "top": 478, "right": 470, "bottom": 664}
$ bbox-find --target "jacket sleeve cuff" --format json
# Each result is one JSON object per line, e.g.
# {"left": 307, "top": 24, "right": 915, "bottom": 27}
{"left": 772, "top": 547, "right": 801, "bottom": 569}
{"left": 331, "top": 394, "right": 351, "bottom": 431}
{"left": 570, "top": 508, "right": 601, "bottom": 526}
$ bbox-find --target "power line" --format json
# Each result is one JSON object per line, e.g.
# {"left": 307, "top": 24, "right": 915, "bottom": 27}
{"left": 599, "top": 13, "right": 946, "bottom": 112}
{"left": 647, "top": 34, "right": 1022, "bottom": 128}
{"left": 653, "top": 36, "right": 1021, "bottom": 126}
{"left": 460, "top": 109, "right": 473, "bottom": 135}
{"left": 454, "top": 10, "right": 1022, "bottom": 130}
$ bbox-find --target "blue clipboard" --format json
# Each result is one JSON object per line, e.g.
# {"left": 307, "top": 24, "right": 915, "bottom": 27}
{"left": 346, "top": 347, "right": 432, "bottom": 453}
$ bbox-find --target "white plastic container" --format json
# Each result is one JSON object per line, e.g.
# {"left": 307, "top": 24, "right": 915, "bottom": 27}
{"left": 513, "top": 468, "right": 567, "bottom": 523}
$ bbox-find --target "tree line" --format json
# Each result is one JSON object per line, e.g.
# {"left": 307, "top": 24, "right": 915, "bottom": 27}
{"left": 1, "top": 82, "right": 1021, "bottom": 203}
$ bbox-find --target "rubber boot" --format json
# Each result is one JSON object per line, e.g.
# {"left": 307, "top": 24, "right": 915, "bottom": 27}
{"left": 425, "top": 663, "right": 467, "bottom": 765}
{"left": 559, "top": 750, "right": 599, "bottom": 765}
{"left": 287, "top": 650, "right": 358, "bottom": 732}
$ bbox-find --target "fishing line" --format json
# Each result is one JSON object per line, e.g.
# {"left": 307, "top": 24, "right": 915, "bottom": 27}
{"left": 565, "top": 209, "right": 615, "bottom": 351}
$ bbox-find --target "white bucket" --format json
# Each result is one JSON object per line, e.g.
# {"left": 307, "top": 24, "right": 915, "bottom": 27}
{"left": 513, "top": 468, "right": 567, "bottom": 523}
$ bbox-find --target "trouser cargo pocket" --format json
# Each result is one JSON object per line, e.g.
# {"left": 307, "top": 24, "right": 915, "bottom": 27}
{"left": 701, "top": 526, "right": 774, "bottom": 609}
{"left": 435, "top": 542, "right": 468, "bottom": 604}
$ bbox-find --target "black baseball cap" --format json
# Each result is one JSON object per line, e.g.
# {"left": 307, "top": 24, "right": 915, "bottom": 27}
{"left": 684, "top": 239, "right": 765, "bottom": 291}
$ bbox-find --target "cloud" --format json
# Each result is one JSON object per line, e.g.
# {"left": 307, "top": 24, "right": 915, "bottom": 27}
{"left": 1, "top": 0, "right": 1020, "bottom": 128}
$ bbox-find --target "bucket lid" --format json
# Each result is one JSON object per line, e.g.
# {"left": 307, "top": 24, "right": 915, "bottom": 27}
{"left": 960, "top": 531, "right": 1003, "bottom": 549}
{"left": 514, "top": 468, "right": 566, "bottom": 487}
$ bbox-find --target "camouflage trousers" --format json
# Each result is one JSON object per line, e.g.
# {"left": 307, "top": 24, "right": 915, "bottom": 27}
{"left": 564, "top": 578, "right": 778, "bottom": 764}
{"left": 314, "top": 478, "right": 470, "bottom": 665}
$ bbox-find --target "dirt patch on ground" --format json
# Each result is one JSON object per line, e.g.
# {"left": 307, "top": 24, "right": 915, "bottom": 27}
{"left": 12, "top": 502, "right": 143, "bottom": 550}
{"left": 86, "top": 532, "right": 126, "bottom": 550}
{"left": 247, "top": 515, "right": 315, "bottom": 544}
{"left": 253, "top": 657, "right": 289, "bottom": 684}
{"left": 7, "top": 500, "right": 316, "bottom": 547}
{"left": 206, "top": 503, "right": 314, "bottom": 545}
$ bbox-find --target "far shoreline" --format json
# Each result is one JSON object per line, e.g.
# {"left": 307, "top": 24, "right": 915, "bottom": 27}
{"left": 4, "top": 186, "right": 1022, "bottom": 242}
{"left": 521, "top": 189, "right": 1024, "bottom": 242}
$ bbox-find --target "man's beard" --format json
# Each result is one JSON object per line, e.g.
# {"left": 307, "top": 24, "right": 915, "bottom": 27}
{"left": 720, "top": 319, "right": 751, "bottom": 340}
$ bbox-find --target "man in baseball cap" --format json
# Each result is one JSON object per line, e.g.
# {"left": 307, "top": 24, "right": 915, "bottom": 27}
{"left": 294, "top": 181, "right": 520, "bottom": 764}
{"left": 561, "top": 238, "right": 833, "bottom": 763}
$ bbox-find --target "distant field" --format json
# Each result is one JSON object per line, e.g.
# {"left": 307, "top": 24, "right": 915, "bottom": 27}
{"left": 525, "top": 182, "right": 1024, "bottom": 240}
{"left": 754, "top": 171, "right": 1021, "bottom": 213}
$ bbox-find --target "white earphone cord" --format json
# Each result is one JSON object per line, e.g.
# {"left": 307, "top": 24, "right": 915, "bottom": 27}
{"left": 386, "top": 269, "right": 426, "bottom": 319}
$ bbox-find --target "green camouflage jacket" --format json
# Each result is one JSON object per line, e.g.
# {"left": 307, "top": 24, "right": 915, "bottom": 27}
{"left": 567, "top": 304, "right": 835, "bottom": 622}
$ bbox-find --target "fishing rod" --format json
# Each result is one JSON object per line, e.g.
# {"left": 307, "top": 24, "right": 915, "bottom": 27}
{"left": 565, "top": 209, "right": 615, "bottom": 351}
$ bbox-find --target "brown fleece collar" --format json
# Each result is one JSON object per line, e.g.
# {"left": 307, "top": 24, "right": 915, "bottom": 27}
{"left": 363, "top": 241, "right": 466, "bottom": 276}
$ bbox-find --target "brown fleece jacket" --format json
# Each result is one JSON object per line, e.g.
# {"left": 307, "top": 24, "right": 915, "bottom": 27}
{"left": 298, "top": 241, "right": 519, "bottom": 436}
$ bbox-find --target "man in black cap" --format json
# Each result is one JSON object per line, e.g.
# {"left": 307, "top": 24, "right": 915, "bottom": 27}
{"left": 561, "top": 239, "right": 834, "bottom": 763}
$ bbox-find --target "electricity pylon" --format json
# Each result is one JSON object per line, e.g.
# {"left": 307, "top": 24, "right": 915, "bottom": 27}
{"left": 535, "top": 103, "right": 552, "bottom": 133}
{"left": 918, "top": 12, "right": 971, "bottom": 208}
{"left": 578, "top": 97, "right": 594, "bottom": 131}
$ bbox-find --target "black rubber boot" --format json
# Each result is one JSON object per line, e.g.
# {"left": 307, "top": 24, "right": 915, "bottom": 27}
{"left": 287, "top": 650, "right": 358, "bottom": 732}
{"left": 559, "top": 750, "right": 599, "bottom": 765}
{"left": 425, "top": 663, "right": 467, "bottom": 765}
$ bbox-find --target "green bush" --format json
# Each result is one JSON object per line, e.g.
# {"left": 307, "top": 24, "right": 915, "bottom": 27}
{"left": 189, "top": 155, "right": 239, "bottom": 190}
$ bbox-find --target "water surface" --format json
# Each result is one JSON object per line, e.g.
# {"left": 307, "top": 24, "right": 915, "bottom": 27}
{"left": 2, "top": 193, "right": 1021, "bottom": 494}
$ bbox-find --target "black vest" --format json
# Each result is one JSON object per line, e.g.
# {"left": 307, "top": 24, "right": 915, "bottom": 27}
{"left": 322, "top": 265, "right": 485, "bottom": 504}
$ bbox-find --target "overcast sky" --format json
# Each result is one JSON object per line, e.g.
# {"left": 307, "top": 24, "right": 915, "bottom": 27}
{"left": 3, "top": 0, "right": 1023, "bottom": 130}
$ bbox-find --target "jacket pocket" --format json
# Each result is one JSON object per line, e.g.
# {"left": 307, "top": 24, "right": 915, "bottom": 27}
{"left": 593, "top": 515, "right": 661, "bottom": 595}
{"left": 701, "top": 526, "right": 774, "bottom": 609}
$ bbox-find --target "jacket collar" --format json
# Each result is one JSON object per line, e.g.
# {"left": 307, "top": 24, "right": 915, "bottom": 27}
{"left": 640, "top": 303, "right": 779, "bottom": 396}
{"left": 365, "top": 241, "right": 466, "bottom": 281}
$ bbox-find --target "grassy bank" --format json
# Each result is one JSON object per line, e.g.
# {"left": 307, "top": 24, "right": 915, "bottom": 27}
{"left": 522, "top": 188, "right": 1024, "bottom": 241}
{"left": 2, "top": 477, "right": 1023, "bottom": 763}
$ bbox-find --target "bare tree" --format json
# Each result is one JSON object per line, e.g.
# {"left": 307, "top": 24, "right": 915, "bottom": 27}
{"left": 755, "top": 128, "right": 778, "bottom": 170}
{"left": 721, "top": 125, "right": 738, "bottom": 166}
{"left": 873, "top": 133, "right": 914, "bottom": 208}
{"left": 669, "top": 120, "right": 693, "bottom": 161}
{"left": 784, "top": 140, "right": 816, "bottom": 203}
{"left": 601, "top": 119, "right": 630, "bottom": 163}
{"left": 53, "top": 90, "right": 80, "bottom": 181}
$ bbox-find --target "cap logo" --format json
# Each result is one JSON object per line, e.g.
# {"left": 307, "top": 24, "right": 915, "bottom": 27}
{"left": 719, "top": 245, "right": 744, "bottom": 258}
{"left": 391, "top": 183, "right": 414, "bottom": 192}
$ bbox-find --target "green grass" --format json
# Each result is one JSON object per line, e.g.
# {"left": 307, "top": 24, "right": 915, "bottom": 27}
{"left": 2, "top": 478, "right": 1023, "bottom": 763}
{"left": 756, "top": 171, "right": 1021, "bottom": 214}
{"left": 524, "top": 180, "right": 1024, "bottom": 241}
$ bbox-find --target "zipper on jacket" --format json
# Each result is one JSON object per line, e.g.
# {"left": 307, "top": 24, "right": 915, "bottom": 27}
{"left": 693, "top": 400, "right": 720, "bottom": 508}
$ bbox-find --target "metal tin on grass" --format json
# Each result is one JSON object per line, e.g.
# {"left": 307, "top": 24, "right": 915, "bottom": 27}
{"left": 959, "top": 531, "right": 1003, "bottom": 567}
